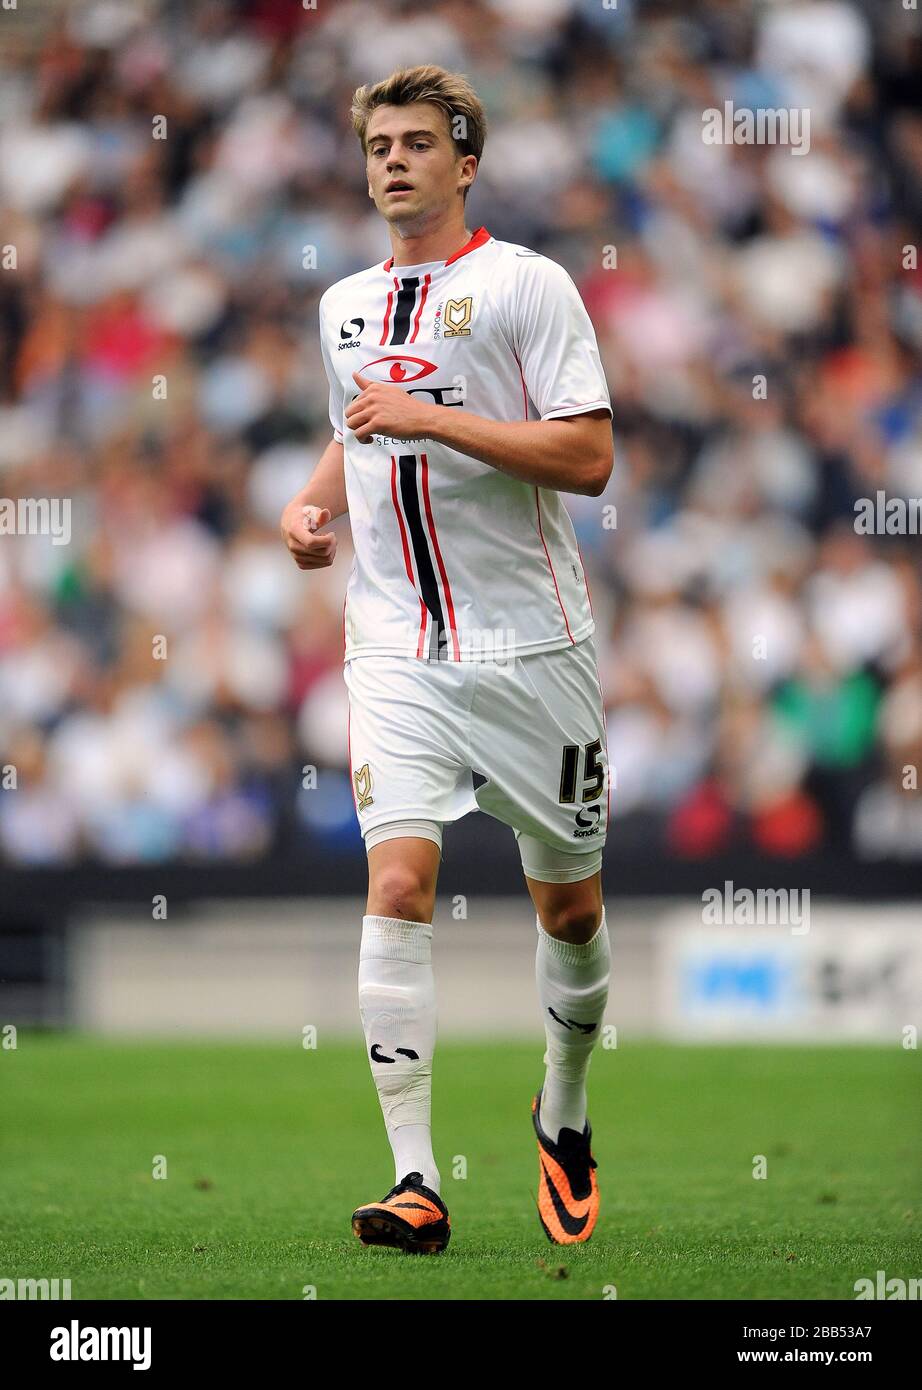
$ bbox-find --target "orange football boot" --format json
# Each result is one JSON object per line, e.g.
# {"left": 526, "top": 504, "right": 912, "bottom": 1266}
{"left": 532, "top": 1087, "right": 599, "bottom": 1243}
{"left": 352, "top": 1171, "right": 450, "bottom": 1254}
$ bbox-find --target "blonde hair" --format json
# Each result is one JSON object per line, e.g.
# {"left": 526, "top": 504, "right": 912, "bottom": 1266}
{"left": 351, "top": 65, "right": 487, "bottom": 203}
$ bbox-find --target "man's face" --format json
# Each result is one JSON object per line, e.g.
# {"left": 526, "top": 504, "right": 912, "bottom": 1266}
{"left": 365, "top": 101, "right": 474, "bottom": 230}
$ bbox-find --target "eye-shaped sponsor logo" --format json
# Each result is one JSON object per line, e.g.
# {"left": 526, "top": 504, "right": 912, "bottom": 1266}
{"left": 362, "top": 355, "right": 437, "bottom": 384}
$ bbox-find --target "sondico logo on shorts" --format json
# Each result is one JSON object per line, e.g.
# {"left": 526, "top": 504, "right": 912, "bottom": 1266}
{"left": 353, "top": 763, "right": 374, "bottom": 810}
{"left": 574, "top": 804, "right": 601, "bottom": 838}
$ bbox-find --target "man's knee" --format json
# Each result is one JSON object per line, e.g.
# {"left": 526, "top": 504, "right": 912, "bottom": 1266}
{"left": 366, "top": 833, "right": 441, "bottom": 922}
{"left": 544, "top": 905, "right": 602, "bottom": 944}
{"left": 534, "top": 877, "right": 603, "bottom": 943}
{"left": 367, "top": 864, "right": 436, "bottom": 923}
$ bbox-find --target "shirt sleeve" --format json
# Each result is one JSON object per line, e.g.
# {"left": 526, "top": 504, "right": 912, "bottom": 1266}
{"left": 507, "top": 254, "right": 612, "bottom": 422}
{"left": 318, "top": 292, "right": 345, "bottom": 442}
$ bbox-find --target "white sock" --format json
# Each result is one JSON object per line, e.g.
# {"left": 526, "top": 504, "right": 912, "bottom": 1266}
{"left": 535, "top": 906, "right": 611, "bottom": 1144}
{"left": 358, "top": 914, "right": 440, "bottom": 1194}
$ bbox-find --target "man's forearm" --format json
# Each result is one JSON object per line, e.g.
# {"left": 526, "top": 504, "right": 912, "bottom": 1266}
{"left": 422, "top": 407, "right": 610, "bottom": 496}
{"left": 291, "top": 437, "right": 348, "bottom": 519}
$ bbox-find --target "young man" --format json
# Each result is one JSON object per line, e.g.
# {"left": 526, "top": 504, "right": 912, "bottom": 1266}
{"left": 281, "top": 65, "right": 613, "bottom": 1254}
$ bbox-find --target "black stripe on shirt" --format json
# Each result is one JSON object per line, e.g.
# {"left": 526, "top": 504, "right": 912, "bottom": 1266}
{"left": 397, "top": 454, "right": 449, "bottom": 660}
{"left": 390, "top": 278, "right": 419, "bottom": 346}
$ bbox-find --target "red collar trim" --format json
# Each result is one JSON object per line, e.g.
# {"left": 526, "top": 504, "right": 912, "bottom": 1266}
{"left": 383, "top": 226, "right": 491, "bottom": 274}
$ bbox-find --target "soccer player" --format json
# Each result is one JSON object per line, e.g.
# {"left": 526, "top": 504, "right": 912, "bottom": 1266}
{"left": 281, "top": 65, "right": 613, "bottom": 1253}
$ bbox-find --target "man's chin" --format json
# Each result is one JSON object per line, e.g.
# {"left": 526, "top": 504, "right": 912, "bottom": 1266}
{"left": 380, "top": 202, "right": 430, "bottom": 233}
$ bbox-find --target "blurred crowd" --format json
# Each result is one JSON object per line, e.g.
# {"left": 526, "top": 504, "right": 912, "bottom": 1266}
{"left": 0, "top": 0, "right": 920, "bottom": 867}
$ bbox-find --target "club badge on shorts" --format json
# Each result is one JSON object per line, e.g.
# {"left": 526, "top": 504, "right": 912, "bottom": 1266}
{"left": 353, "top": 763, "right": 374, "bottom": 810}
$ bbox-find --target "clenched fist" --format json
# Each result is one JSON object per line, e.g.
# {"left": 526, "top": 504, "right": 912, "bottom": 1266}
{"left": 281, "top": 503, "right": 337, "bottom": 570}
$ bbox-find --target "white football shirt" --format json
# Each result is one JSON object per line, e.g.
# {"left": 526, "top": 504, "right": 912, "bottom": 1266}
{"left": 318, "top": 225, "right": 613, "bottom": 662}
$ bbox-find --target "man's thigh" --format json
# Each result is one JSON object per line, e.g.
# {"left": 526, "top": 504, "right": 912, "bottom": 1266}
{"left": 344, "top": 655, "right": 477, "bottom": 841}
{"left": 469, "top": 635, "right": 610, "bottom": 869}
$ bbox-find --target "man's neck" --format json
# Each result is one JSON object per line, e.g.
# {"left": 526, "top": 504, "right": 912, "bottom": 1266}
{"left": 388, "top": 220, "right": 473, "bottom": 268}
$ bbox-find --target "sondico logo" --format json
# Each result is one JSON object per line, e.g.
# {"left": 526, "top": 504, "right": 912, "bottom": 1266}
{"left": 338, "top": 316, "right": 365, "bottom": 350}
{"left": 574, "top": 804, "right": 601, "bottom": 838}
{"left": 50, "top": 1320, "right": 151, "bottom": 1369}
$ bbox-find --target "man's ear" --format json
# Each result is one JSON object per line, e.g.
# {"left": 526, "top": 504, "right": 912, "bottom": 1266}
{"left": 459, "top": 154, "right": 477, "bottom": 194}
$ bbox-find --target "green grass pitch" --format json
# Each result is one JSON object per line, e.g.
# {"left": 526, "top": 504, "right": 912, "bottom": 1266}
{"left": 2, "top": 1035, "right": 920, "bottom": 1300}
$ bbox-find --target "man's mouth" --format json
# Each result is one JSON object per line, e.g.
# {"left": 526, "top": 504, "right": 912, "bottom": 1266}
{"left": 385, "top": 182, "right": 414, "bottom": 194}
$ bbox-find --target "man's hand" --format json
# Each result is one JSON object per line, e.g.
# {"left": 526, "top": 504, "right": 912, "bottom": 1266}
{"left": 344, "top": 370, "right": 436, "bottom": 443}
{"left": 280, "top": 503, "right": 337, "bottom": 570}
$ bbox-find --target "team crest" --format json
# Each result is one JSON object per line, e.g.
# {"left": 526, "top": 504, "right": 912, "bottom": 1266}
{"left": 353, "top": 762, "right": 374, "bottom": 810}
{"left": 442, "top": 296, "right": 473, "bottom": 337}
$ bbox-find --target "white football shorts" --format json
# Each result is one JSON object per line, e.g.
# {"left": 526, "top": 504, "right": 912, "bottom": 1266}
{"left": 343, "top": 634, "right": 609, "bottom": 883}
